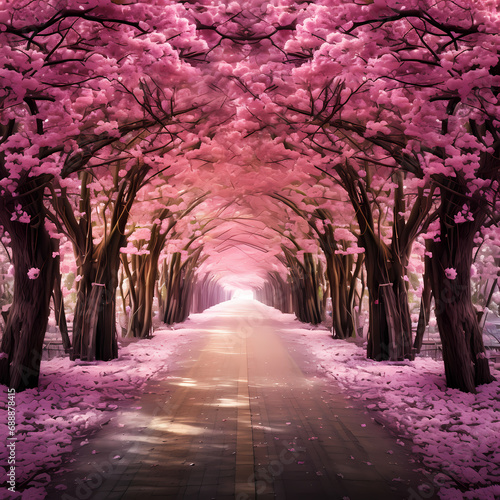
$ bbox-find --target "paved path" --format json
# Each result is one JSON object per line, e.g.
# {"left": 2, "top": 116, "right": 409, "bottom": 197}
{"left": 46, "top": 300, "right": 437, "bottom": 500}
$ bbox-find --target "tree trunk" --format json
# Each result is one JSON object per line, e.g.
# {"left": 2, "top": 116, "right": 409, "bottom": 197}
{"left": 282, "top": 250, "right": 323, "bottom": 325}
{"left": 52, "top": 252, "right": 71, "bottom": 352}
{"left": 364, "top": 238, "right": 413, "bottom": 361}
{"left": 191, "top": 274, "right": 230, "bottom": 313}
{"left": 63, "top": 168, "right": 148, "bottom": 361}
{"left": 0, "top": 190, "right": 56, "bottom": 390}
{"left": 72, "top": 252, "right": 119, "bottom": 361}
{"left": 123, "top": 253, "right": 152, "bottom": 339}
{"left": 257, "top": 272, "right": 293, "bottom": 313}
{"left": 121, "top": 254, "right": 139, "bottom": 337}
{"left": 163, "top": 249, "right": 202, "bottom": 325}
{"left": 326, "top": 253, "right": 355, "bottom": 339}
{"left": 125, "top": 229, "right": 166, "bottom": 338}
{"left": 414, "top": 244, "right": 432, "bottom": 353}
{"left": 164, "top": 252, "right": 182, "bottom": 325}
{"left": 338, "top": 169, "right": 418, "bottom": 361}
{"left": 430, "top": 177, "right": 495, "bottom": 392}
{"left": 302, "top": 253, "right": 323, "bottom": 324}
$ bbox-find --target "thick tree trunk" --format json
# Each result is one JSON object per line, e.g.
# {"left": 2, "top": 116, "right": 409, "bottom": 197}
{"left": 430, "top": 179, "right": 495, "bottom": 392}
{"left": 326, "top": 254, "right": 355, "bottom": 339}
{"left": 72, "top": 256, "right": 119, "bottom": 361}
{"left": 0, "top": 198, "right": 56, "bottom": 390}
{"left": 65, "top": 168, "right": 148, "bottom": 360}
{"left": 364, "top": 241, "right": 413, "bottom": 361}
{"left": 431, "top": 249, "right": 493, "bottom": 392}
{"left": 338, "top": 170, "right": 417, "bottom": 361}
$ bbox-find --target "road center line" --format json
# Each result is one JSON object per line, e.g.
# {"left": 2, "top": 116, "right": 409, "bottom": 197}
{"left": 235, "top": 333, "right": 255, "bottom": 499}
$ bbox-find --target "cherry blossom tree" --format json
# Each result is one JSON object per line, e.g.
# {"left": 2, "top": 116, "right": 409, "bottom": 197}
{"left": 121, "top": 186, "right": 209, "bottom": 337}
{"left": 0, "top": 0, "right": 207, "bottom": 387}
{"left": 340, "top": 0, "right": 500, "bottom": 391}
{"left": 276, "top": 0, "right": 498, "bottom": 390}
{"left": 272, "top": 178, "right": 364, "bottom": 338}
{"left": 188, "top": 0, "right": 433, "bottom": 359}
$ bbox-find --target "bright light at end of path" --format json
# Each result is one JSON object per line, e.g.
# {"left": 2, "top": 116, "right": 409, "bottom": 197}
{"left": 232, "top": 289, "right": 254, "bottom": 300}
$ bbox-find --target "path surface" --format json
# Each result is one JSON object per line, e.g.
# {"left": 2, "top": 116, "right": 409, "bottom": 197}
{"left": 46, "top": 300, "right": 436, "bottom": 500}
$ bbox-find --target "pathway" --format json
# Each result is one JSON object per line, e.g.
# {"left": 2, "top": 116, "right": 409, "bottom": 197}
{"left": 45, "top": 300, "right": 436, "bottom": 500}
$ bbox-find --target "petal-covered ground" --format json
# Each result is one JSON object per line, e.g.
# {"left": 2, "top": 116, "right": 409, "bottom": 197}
{"left": 0, "top": 325, "right": 195, "bottom": 499}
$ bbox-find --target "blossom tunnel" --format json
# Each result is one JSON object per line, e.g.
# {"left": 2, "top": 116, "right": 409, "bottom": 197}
{"left": 0, "top": 1, "right": 500, "bottom": 498}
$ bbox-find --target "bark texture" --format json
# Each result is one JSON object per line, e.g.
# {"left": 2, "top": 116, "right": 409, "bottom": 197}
{"left": 161, "top": 248, "right": 202, "bottom": 325}
{"left": 430, "top": 175, "right": 495, "bottom": 392}
{"left": 0, "top": 175, "right": 56, "bottom": 390}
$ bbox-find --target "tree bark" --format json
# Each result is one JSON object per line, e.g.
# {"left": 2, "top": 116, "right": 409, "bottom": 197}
{"left": 190, "top": 274, "right": 230, "bottom": 313}
{"left": 363, "top": 239, "right": 410, "bottom": 361}
{"left": 414, "top": 243, "right": 433, "bottom": 353}
{"left": 325, "top": 252, "right": 357, "bottom": 339}
{"left": 163, "top": 248, "right": 202, "bottom": 325}
{"left": 339, "top": 169, "right": 415, "bottom": 360}
{"left": 72, "top": 256, "right": 119, "bottom": 361}
{"left": 257, "top": 272, "right": 294, "bottom": 313}
{"left": 127, "top": 252, "right": 158, "bottom": 339}
{"left": 52, "top": 252, "right": 71, "bottom": 352}
{"left": 0, "top": 177, "right": 57, "bottom": 391}
{"left": 51, "top": 168, "right": 149, "bottom": 361}
{"left": 125, "top": 225, "right": 167, "bottom": 338}
{"left": 430, "top": 176, "right": 495, "bottom": 392}
{"left": 282, "top": 250, "right": 323, "bottom": 325}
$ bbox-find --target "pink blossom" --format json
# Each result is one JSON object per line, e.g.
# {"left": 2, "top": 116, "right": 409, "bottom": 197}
{"left": 27, "top": 267, "right": 40, "bottom": 280}
{"left": 17, "top": 212, "right": 31, "bottom": 223}
{"left": 444, "top": 268, "right": 457, "bottom": 280}
{"left": 10, "top": 204, "right": 31, "bottom": 223}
